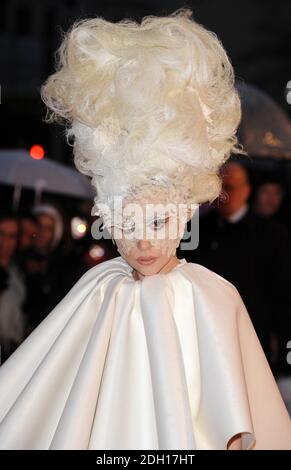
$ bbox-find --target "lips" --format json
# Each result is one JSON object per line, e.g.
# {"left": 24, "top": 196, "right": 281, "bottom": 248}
{"left": 137, "top": 256, "right": 157, "bottom": 265}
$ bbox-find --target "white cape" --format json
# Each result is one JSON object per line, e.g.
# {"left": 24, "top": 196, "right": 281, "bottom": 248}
{"left": 0, "top": 256, "right": 290, "bottom": 450}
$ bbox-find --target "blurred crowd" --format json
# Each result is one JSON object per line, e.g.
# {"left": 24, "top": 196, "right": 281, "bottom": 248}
{"left": 0, "top": 202, "right": 118, "bottom": 364}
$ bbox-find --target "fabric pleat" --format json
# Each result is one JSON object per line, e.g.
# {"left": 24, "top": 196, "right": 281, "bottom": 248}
{"left": 0, "top": 256, "right": 290, "bottom": 449}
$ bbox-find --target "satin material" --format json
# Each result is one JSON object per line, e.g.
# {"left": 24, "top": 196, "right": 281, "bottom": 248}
{"left": 0, "top": 256, "right": 290, "bottom": 450}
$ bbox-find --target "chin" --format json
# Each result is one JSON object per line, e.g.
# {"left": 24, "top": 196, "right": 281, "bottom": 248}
{"left": 135, "top": 263, "right": 161, "bottom": 276}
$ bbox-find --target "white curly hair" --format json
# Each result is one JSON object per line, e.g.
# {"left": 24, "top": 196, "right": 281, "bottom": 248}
{"left": 40, "top": 8, "right": 247, "bottom": 227}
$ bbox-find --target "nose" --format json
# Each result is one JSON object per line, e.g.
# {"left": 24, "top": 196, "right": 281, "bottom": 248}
{"left": 137, "top": 239, "right": 152, "bottom": 250}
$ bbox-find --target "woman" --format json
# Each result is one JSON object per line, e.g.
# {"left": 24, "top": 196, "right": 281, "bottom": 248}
{"left": 0, "top": 8, "right": 290, "bottom": 450}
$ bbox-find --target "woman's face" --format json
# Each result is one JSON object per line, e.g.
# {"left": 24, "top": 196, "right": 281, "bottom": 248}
{"left": 110, "top": 199, "right": 190, "bottom": 278}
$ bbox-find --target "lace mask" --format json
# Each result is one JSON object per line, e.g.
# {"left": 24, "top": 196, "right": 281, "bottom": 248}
{"left": 99, "top": 201, "right": 199, "bottom": 257}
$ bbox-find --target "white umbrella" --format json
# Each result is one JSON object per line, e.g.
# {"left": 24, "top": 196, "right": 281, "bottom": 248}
{"left": 0, "top": 149, "right": 95, "bottom": 210}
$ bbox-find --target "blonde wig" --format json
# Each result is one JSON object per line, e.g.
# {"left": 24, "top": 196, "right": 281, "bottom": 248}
{"left": 41, "top": 8, "right": 247, "bottom": 228}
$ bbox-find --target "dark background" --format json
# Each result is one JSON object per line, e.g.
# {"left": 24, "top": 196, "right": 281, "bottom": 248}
{"left": 0, "top": 0, "right": 291, "bottom": 166}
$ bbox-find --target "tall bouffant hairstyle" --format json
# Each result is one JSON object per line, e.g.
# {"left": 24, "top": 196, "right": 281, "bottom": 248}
{"left": 40, "top": 8, "right": 247, "bottom": 217}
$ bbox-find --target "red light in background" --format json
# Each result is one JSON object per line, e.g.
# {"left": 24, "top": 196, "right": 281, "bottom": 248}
{"left": 29, "top": 145, "right": 45, "bottom": 160}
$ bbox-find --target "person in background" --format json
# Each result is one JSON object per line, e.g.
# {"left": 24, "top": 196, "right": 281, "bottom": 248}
{"left": 14, "top": 211, "right": 38, "bottom": 275}
{"left": 33, "top": 204, "right": 64, "bottom": 255}
{"left": 252, "top": 176, "right": 291, "bottom": 237}
{"left": 179, "top": 161, "right": 291, "bottom": 378}
{"left": 22, "top": 204, "right": 84, "bottom": 333}
{"left": 253, "top": 178, "right": 284, "bottom": 218}
{"left": 0, "top": 212, "right": 26, "bottom": 362}
{"left": 253, "top": 177, "right": 291, "bottom": 416}
{"left": 18, "top": 212, "right": 38, "bottom": 253}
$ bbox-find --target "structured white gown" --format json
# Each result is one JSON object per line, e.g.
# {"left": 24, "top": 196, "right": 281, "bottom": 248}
{"left": 0, "top": 256, "right": 290, "bottom": 450}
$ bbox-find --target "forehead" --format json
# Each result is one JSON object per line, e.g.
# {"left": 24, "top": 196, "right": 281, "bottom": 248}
{"left": 123, "top": 202, "right": 176, "bottom": 214}
{"left": 122, "top": 194, "right": 182, "bottom": 213}
{"left": 118, "top": 203, "right": 187, "bottom": 225}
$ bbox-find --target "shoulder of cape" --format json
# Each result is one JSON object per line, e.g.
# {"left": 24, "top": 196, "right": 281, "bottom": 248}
{"left": 69, "top": 257, "right": 244, "bottom": 312}
{"left": 67, "top": 255, "right": 131, "bottom": 290}
{"left": 183, "top": 261, "right": 243, "bottom": 308}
